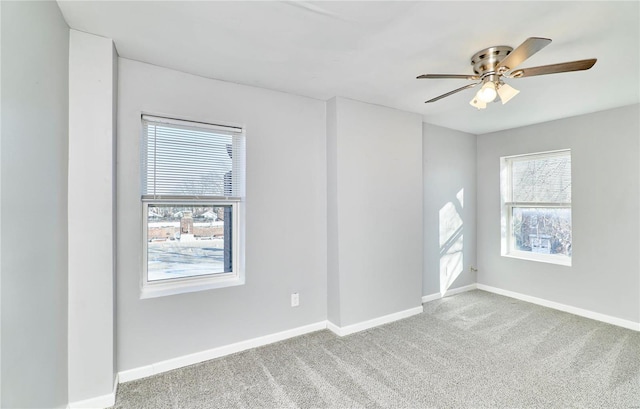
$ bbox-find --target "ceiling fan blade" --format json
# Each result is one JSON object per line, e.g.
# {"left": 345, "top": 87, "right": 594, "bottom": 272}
{"left": 417, "top": 74, "right": 480, "bottom": 80}
{"left": 425, "top": 83, "right": 479, "bottom": 103}
{"left": 508, "top": 58, "right": 597, "bottom": 78}
{"left": 496, "top": 37, "right": 552, "bottom": 71}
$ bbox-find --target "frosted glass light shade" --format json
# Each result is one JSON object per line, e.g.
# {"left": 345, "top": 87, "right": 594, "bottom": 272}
{"left": 469, "top": 96, "right": 487, "bottom": 109}
{"left": 477, "top": 81, "right": 497, "bottom": 102}
{"left": 498, "top": 83, "right": 520, "bottom": 104}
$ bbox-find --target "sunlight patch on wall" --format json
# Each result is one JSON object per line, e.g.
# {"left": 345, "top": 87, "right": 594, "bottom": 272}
{"left": 439, "top": 189, "right": 464, "bottom": 294}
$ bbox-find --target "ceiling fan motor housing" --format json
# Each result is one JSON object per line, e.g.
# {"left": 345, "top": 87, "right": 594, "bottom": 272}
{"left": 471, "top": 46, "right": 513, "bottom": 76}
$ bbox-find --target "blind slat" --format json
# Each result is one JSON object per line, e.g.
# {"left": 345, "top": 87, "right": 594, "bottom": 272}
{"left": 141, "top": 114, "right": 243, "bottom": 134}
{"left": 142, "top": 118, "right": 245, "bottom": 198}
{"left": 508, "top": 151, "right": 571, "bottom": 203}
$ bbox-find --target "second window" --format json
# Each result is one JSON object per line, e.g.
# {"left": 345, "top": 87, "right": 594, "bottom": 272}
{"left": 501, "top": 149, "right": 572, "bottom": 265}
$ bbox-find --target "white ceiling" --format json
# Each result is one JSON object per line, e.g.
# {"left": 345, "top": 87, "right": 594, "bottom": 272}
{"left": 57, "top": 1, "right": 639, "bottom": 134}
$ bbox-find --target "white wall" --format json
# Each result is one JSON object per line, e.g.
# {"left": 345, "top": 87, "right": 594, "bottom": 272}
{"left": 67, "top": 30, "right": 118, "bottom": 403}
{"left": 0, "top": 1, "right": 69, "bottom": 407}
{"left": 117, "top": 58, "right": 327, "bottom": 371}
{"left": 423, "top": 123, "right": 477, "bottom": 297}
{"left": 327, "top": 97, "right": 423, "bottom": 327}
{"left": 1, "top": 5, "right": 3, "bottom": 402}
{"left": 477, "top": 104, "right": 640, "bottom": 323}
{"left": 326, "top": 98, "right": 340, "bottom": 325}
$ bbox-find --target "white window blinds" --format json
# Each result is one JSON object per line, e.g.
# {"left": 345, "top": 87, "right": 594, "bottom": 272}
{"left": 141, "top": 115, "right": 245, "bottom": 199}
{"left": 507, "top": 150, "right": 571, "bottom": 204}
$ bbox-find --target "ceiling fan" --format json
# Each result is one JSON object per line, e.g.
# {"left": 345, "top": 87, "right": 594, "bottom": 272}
{"left": 417, "top": 37, "right": 597, "bottom": 109}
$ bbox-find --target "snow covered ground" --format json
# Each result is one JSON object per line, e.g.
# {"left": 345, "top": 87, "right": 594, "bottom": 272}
{"left": 148, "top": 221, "right": 225, "bottom": 228}
{"left": 148, "top": 238, "right": 227, "bottom": 281}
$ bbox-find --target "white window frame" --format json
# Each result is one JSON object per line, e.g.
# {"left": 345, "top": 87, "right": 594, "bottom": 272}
{"left": 500, "top": 149, "right": 572, "bottom": 266}
{"left": 140, "top": 115, "right": 245, "bottom": 299}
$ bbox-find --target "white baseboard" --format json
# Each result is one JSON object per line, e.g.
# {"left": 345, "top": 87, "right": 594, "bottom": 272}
{"left": 421, "top": 283, "right": 477, "bottom": 304}
{"left": 119, "top": 305, "right": 427, "bottom": 384}
{"left": 421, "top": 293, "right": 441, "bottom": 303}
{"left": 67, "top": 374, "right": 118, "bottom": 409}
{"left": 118, "top": 321, "right": 327, "bottom": 383}
{"left": 477, "top": 284, "right": 640, "bottom": 332}
{"left": 444, "top": 283, "right": 477, "bottom": 297}
{"left": 327, "top": 305, "right": 424, "bottom": 337}
{"left": 119, "top": 304, "right": 427, "bottom": 384}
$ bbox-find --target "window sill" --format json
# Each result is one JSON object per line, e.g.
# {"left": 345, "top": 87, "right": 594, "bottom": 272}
{"left": 502, "top": 251, "right": 572, "bottom": 267}
{"left": 140, "top": 273, "right": 245, "bottom": 299}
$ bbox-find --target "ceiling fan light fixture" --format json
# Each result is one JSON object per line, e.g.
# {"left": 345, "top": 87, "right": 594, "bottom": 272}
{"left": 497, "top": 82, "right": 520, "bottom": 104}
{"left": 476, "top": 81, "right": 497, "bottom": 102}
{"left": 417, "top": 37, "right": 597, "bottom": 109}
{"left": 469, "top": 96, "right": 487, "bottom": 110}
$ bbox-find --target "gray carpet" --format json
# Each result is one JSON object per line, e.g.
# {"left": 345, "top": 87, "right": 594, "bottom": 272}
{"left": 112, "top": 290, "right": 640, "bottom": 408}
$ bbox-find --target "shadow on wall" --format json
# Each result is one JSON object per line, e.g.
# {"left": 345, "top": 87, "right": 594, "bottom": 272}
{"left": 439, "top": 188, "right": 464, "bottom": 294}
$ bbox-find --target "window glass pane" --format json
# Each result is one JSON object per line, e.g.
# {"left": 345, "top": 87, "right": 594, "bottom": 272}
{"left": 511, "top": 155, "right": 571, "bottom": 203}
{"left": 147, "top": 204, "right": 233, "bottom": 281}
{"left": 511, "top": 207, "right": 572, "bottom": 256}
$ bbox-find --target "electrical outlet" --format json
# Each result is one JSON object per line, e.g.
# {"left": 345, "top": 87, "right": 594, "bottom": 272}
{"left": 291, "top": 292, "right": 299, "bottom": 307}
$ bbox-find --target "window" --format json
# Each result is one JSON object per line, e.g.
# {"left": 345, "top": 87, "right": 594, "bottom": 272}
{"left": 501, "top": 149, "right": 571, "bottom": 266}
{"left": 141, "top": 115, "right": 245, "bottom": 298}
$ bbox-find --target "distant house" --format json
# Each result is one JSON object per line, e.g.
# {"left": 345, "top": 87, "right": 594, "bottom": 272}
{"left": 202, "top": 211, "right": 218, "bottom": 221}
